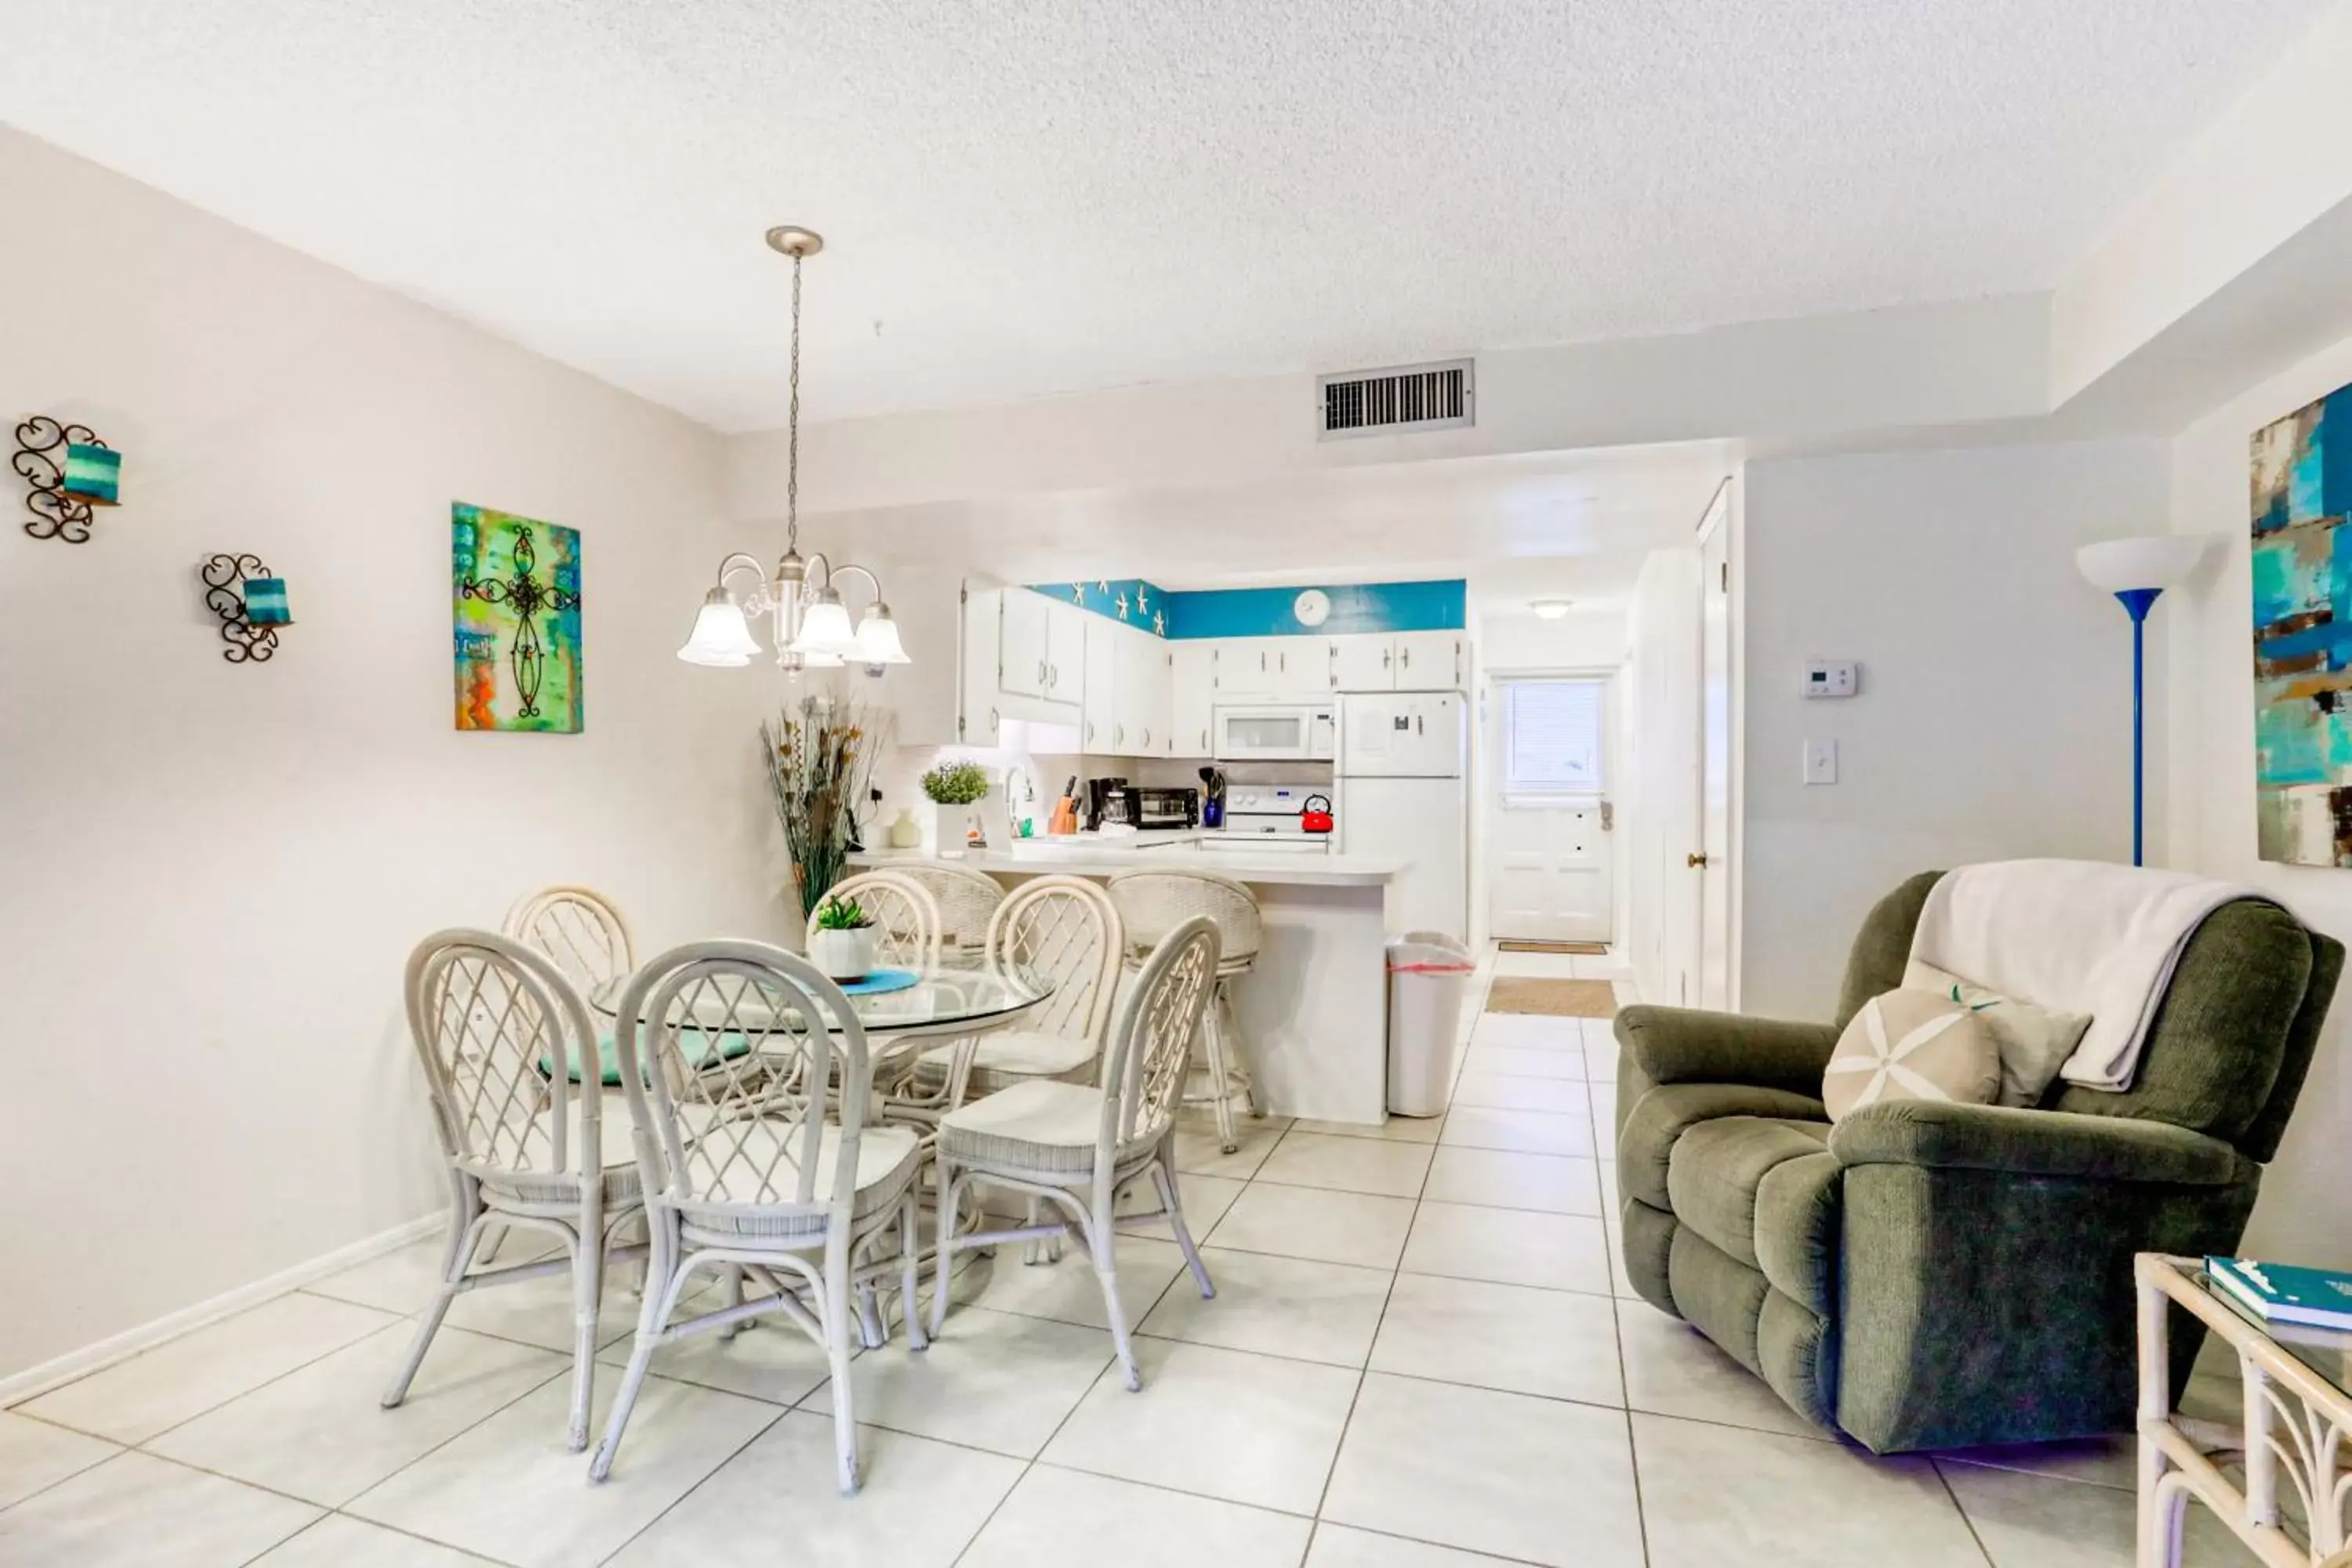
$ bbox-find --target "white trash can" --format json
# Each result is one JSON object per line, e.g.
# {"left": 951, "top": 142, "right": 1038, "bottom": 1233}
{"left": 1386, "top": 931, "right": 1475, "bottom": 1117}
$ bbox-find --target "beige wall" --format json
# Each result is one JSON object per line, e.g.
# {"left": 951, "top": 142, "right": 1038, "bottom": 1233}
{"left": 1739, "top": 441, "right": 2166, "bottom": 1020}
{"left": 2164, "top": 328, "right": 2352, "bottom": 1269}
{"left": 0, "top": 129, "right": 786, "bottom": 1381}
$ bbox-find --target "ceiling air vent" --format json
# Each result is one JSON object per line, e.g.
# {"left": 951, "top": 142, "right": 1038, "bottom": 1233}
{"left": 1316, "top": 358, "right": 1475, "bottom": 440}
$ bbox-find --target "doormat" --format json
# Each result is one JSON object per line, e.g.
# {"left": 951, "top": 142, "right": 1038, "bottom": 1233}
{"left": 1497, "top": 940, "right": 1610, "bottom": 956}
{"left": 1486, "top": 978, "right": 1619, "bottom": 1018}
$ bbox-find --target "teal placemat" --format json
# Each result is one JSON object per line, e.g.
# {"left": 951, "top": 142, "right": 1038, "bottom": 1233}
{"left": 839, "top": 967, "right": 920, "bottom": 995}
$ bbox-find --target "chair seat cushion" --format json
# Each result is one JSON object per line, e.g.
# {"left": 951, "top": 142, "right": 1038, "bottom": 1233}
{"left": 679, "top": 1119, "right": 923, "bottom": 1241}
{"left": 483, "top": 1089, "right": 641, "bottom": 1207}
{"left": 1666, "top": 1116, "right": 1831, "bottom": 1276}
{"left": 936, "top": 1080, "right": 1156, "bottom": 1177}
{"left": 917, "top": 1029, "right": 1098, "bottom": 1093}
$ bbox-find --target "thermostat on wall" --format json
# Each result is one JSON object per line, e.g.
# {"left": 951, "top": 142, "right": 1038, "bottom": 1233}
{"left": 1803, "top": 661, "right": 1858, "bottom": 699}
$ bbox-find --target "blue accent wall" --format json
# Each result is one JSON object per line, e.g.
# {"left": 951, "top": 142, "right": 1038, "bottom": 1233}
{"left": 1025, "top": 577, "right": 1467, "bottom": 640}
{"left": 1163, "top": 579, "right": 1465, "bottom": 639}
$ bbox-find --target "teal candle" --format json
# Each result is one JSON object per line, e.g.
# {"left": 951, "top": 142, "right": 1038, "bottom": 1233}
{"left": 242, "top": 577, "right": 292, "bottom": 626}
{"left": 62, "top": 443, "right": 120, "bottom": 506}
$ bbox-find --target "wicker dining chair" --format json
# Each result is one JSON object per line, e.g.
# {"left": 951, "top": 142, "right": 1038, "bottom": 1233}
{"left": 1105, "top": 870, "right": 1263, "bottom": 1153}
{"left": 807, "top": 870, "right": 942, "bottom": 972}
{"left": 929, "top": 917, "right": 1222, "bottom": 1391}
{"left": 502, "top": 885, "right": 636, "bottom": 996}
{"left": 590, "top": 940, "right": 927, "bottom": 1496}
{"left": 891, "top": 862, "right": 1007, "bottom": 958}
{"left": 917, "top": 875, "right": 1123, "bottom": 1102}
{"left": 386, "top": 930, "right": 644, "bottom": 1451}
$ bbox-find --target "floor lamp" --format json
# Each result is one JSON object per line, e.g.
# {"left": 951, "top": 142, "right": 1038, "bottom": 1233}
{"left": 2074, "top": 535, "right": 2209, "bottom": 866}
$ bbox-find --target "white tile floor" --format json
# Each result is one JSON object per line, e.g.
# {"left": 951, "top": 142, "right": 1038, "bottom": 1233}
{"left": 0, "top": 947, "right": 2267, "bottom": 1566}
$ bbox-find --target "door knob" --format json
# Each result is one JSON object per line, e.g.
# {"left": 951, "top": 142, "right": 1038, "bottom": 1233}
{"left": 1686, "top": 851, "right": 1709, "bottom": 868}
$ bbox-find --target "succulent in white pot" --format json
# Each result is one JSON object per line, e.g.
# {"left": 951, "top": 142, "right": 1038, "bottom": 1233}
{"left": 807, "top": 893, "right": 878, "bottom": 981}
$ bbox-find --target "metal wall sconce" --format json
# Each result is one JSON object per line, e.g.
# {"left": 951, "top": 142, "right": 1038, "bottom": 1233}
{"left": 15, "top": 416, "right": 121, "bottom": 542}
{"left": 201, "top": 553, "right": 292, "bottom": 664}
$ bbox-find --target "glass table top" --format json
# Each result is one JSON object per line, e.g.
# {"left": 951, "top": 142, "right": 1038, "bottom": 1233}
{"left": 586, "top": 960, "right": 1052, "bottom": 1039}
{"left": 2196, "top": 1265, "right": 2352, "bottom": 1403}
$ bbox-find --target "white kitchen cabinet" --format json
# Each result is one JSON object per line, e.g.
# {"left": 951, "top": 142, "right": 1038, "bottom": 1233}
{"left": 1392, "top": 630, "right": 1466, "bottom": 690}
{"left": 1273, "top": 637, "right": 1334, "bottom": 698}
{"left": 998, "top": 586, "right": 1050, "bottom": 698}
{"left": 1082, "top": 614, "right": 1118, "bottom": 751}
{"left": 1045, "top": 600, "right": 1085, "bottom": 705}
{"left": 1171, "top": 641, "right": 1216, "bottom": 757}
{"left": 959, "top": 586, "right": 1006, "bottom": 745}
{"left": 1105, "top": 622, "right": 1160, "bottom": 753}
{"left": 1210, "top": 636, "right": 1279, "bottom": 701}
{"left": 1146, "top": 638, "right": 1176, "bottom": 754}
{"left": 1330, "top": 633, "right": 1396, "bottom": 691}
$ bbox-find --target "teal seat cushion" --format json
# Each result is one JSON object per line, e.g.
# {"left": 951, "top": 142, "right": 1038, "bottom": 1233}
{"left": 542, "top": 1029, "right": 754, "bottom": 1087}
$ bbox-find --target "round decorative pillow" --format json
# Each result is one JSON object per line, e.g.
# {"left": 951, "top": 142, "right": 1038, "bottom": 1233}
{"left": 1823, "top": 989, "right": 2002, "bottom": 1123}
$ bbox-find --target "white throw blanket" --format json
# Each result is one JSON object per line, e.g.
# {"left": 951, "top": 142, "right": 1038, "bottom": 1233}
{"left": 1907, "top": 858, "right": 2273, "bottom": 1092}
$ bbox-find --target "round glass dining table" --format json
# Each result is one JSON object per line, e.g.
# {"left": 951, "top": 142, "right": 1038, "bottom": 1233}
{"left": 583, "top": 961, "right": 1052, "bottom": 1044}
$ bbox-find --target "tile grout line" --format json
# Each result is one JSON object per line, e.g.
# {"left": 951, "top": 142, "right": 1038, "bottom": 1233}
{"left": 1928, "top": 1457, "right": 2002, "bottom": 1568}
{"left": 594, "top": 1399, "right": 789, "bottom": 1566}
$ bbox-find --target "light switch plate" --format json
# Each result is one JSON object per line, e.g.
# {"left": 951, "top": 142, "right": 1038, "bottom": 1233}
{"left": 1804, "top": 739, "right": 1838, "bottom": 786}
{"left": 1803, "top": 661, "right": 1858, "bottom": 699}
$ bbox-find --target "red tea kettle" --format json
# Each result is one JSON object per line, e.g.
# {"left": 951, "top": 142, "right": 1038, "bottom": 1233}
{"left": 1300, "top": 793, "right": 1335, "bottom": 834}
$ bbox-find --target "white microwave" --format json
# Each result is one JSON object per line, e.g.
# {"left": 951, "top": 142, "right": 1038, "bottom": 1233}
{"left": 1214, "top": 704, "right": 1336, "bottom": 762}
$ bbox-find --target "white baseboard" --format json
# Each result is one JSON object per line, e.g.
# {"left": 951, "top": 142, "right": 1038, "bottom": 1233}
{"left": 0, "top": 1211, "right": 445, "bottom": 1409}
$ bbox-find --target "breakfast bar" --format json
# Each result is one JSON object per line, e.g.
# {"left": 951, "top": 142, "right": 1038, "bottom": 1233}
{"left": 851, "top": 841, "right": 1404, "bottom": 1124}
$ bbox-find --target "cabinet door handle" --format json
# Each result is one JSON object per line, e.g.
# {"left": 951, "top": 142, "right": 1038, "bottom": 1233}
{"left": 1142, "top": 728, "right": 1151, "bottom": 746}
{"left": 1086, "top": 723, "right": 1094, "bottom": 743}
{"left": 1383, "top": 648, "right": 1392, "bottom": 669}
{"left": 989, "top": 706, "right": 1000, "bottom": 734}
{"left": 1401, "top": 647, "right": 1410, "bottom": 669}
{"left": 1115, "top": 725, "right": 1124, "bottom": 745}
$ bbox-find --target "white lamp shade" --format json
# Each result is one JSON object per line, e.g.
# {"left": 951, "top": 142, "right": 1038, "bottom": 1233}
{"left": 2074, "top": 535, "right": 2209, "bottom": 593}
{"left": 789, "top": 593, "right": 861, "bottom": 656}
{"left": 677, "top": 596, "right": 761, "bottom": 666}
{"left": 855, "top": 606, "right": 911, "bottom": 665}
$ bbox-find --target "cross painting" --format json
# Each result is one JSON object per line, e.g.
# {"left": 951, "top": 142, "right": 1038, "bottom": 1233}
{"left": 452, "top": 502, "right": 583, "bottom": 733}
{"left": 2252, "top": 383, "right": 2352, "bottom": 864}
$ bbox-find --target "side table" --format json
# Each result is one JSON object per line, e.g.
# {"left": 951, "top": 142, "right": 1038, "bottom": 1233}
{"left": 2136, "top": 1252, "right": 2352, "bottom": 1566}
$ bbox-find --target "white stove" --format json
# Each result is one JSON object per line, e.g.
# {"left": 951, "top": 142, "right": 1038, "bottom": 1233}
{"left": 1204, "top": 781, "right": 1338, "bottom": 855}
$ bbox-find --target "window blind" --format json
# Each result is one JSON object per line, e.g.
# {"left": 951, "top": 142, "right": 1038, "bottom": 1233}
{"left": 1504, "top": 680, "right": 1604, "bottom": 793}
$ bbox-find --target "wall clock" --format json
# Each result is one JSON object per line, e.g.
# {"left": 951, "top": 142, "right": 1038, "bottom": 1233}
{"left": 1293, "top": 589, "right": 1331, "bottom": 627}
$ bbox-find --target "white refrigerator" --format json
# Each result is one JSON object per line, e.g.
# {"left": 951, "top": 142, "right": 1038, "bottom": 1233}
{"left": 1338, "top": 691, "right": 1468, "bottom": 938}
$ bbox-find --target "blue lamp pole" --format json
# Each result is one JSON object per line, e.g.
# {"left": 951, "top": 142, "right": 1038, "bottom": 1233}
{"left": 2114, "top": 586, "right": 2161, "bottom": 867}
{"left": 2076, "top": 538, "right": 2208, "bottom": 869}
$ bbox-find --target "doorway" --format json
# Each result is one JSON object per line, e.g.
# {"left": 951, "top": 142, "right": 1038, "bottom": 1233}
{"left": 1486, "top": 674, "right": 1615, "bottom": 943}
{"left": 1697, "top": 485, "right": 1734, "bottom": 1010}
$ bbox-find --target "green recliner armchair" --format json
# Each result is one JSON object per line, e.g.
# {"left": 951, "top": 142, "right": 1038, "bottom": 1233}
{"left": 1613, "top": 871, "right": 2341, "bottom": 1453}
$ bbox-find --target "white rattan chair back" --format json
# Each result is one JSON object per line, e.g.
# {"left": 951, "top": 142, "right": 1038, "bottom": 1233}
{"left": 1106, "top": 870, "right": 1261, "bottom": 965}
{"left": 894, "top": 863, "right": 1006, "bottom": 956}
{"left": 1101, "top": 917, "right": 1221, "bottom": 1155}
{"left": 405, "top": 928, "right": 602, "bottom": 1199}
{"left": 613, "top": 940, "right": 871, "bottom": 1236}
{"left": 985, "top": 875, "right": 1123, "bottom": 1045}
{"left": 503, "top": 886, "right": 637, "bottom": 996}
{"left": 808, "top": 871, "right": 942, "bottom": 973}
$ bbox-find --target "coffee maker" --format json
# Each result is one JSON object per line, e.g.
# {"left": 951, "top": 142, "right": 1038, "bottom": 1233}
{"left": 1198, "top": 766, "right": 1228, "bottom": 829}
{"left": 1084, "top": 776, "right": 1127, "bottom": 832}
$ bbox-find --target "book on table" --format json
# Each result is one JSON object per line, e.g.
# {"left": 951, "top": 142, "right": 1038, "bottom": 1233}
{"left": 2207, "top": 1256, "right": 2352, "bottom": 1333}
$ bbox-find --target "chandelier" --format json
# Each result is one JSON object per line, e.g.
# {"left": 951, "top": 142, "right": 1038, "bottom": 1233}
{"left": 677, "top": 226, "right": 908, "bottom": 676}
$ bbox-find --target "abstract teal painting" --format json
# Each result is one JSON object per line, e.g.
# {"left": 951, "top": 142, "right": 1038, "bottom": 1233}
{"left": 452, "top": 502, "right": 583, "bottom": 733}
{"left": 2252, "top": 384, "right": 2352, "bottom": 864}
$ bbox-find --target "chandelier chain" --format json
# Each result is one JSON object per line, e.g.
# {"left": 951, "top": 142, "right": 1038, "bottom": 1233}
{"left": 786, "top": 252, "right": 803, "bottom": 555}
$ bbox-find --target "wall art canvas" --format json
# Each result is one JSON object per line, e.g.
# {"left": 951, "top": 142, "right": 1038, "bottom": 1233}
{"left": 2252, "top": 384, "right": 2352, "bottom": 864}
{"left": 452, "top": 501, "right": 582, "bottom": 733}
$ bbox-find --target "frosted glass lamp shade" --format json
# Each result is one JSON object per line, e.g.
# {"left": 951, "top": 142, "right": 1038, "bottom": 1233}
{"left": 789, "top": 590, "right": 860, "bottom": 656}
{"left": 677, "top": 592, "right": 761, "bottom": 666}
{"left": 2075, "top": 535, "right": 2208, "bottom": 593}
{"left": 855, "top": 604, "right": 911, "bottom": 665}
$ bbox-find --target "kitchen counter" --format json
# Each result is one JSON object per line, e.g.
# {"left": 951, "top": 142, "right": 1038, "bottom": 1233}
{"left": 848, "top": 839, "right": 1401, "bottom": 1125}
{"left": 849, "top": 840, "right": 1401, "bottom": 887}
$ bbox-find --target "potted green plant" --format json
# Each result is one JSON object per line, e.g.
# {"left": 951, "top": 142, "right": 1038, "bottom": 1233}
{"left": 921, "top": 760, "right": 989, "bottom": 858}
{"left": 807, "top": 893, "right": 877, "bottom": 981}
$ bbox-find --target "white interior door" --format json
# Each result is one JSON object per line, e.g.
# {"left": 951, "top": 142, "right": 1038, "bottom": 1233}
{"left": 1486, "top": 677, "right": 1614, "bottom": 942}
{"left": 1697, "top": 488, "right": 1734, "bottom": 1010}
